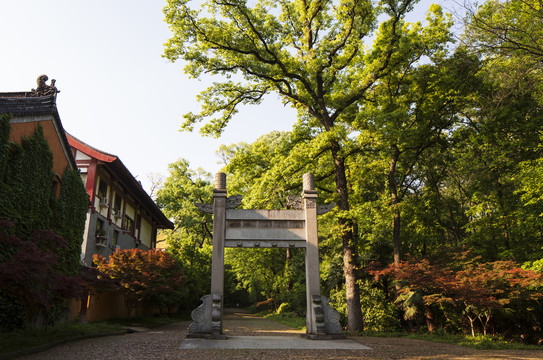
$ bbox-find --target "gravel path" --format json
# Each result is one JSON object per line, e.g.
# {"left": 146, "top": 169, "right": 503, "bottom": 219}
{"left": 13, "top": 309, "right": 543, "bottom": 360}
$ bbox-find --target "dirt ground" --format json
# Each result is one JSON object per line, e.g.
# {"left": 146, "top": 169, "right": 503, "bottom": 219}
{"left": 12, "top": 309, "right": 543, "bottom": 360}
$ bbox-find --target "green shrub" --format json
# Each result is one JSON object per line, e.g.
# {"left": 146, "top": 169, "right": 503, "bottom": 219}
{"left": 329, "top": 279, "right": 400, "bottom": 332}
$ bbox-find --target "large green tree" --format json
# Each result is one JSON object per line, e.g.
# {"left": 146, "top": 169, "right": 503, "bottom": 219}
{"left": 155, "top": 159, "right": 215, "bottom": 308}
{"left": 450, "top": 0, "right": 543, "bottom": 261}
{"left": 464, "top": 0, "right": 543, "bottom": 62}
{"left": 163, "top": 0, "right": 452, "bottom": 331}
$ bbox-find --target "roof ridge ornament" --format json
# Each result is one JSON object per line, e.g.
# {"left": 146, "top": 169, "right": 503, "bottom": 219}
{"left": 30, "top": 74, "right": 60, "bottom": 98}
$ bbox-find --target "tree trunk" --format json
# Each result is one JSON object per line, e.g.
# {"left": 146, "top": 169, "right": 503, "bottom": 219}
{"left": 468, "top": 315, "right": 476, "bottom": 337}
{"left": 496, "top": 179, "right": 511, "bottom": 250}
{"left": 388, "top": 146, "right": 402, "bottom": 266}
{"left": 425, "top": 305, "right": 435, "bottom": 332}
{"left": 503, "top": 226, "right": 511, "bottom": 251}
{"left": 331, "top": 141, "right": 364, "bottom": 333}
{"left": 479, "top": 313, "right": 491, "bottom": 336}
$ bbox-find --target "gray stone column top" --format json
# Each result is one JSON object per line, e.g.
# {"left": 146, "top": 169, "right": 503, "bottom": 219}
{"left": 215, "top": 173, "right": 226, "bottom": 191}
{"left": 303, "top": 173, "right": 315, "bottom": 191}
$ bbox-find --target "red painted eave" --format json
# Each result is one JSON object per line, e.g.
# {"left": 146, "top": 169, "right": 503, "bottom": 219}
{"left": 66, "top": 133, "right": 174, "bottom": 230}
{"left": 67, "top": 133, "right": 117, "bottom": 163}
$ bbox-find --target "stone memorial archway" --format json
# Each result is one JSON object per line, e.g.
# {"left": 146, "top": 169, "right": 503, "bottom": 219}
{"left": 187, "top": 173, "right": 343, "bottom": 339}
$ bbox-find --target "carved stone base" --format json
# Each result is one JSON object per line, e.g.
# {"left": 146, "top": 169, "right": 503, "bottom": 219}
{"left": 211, "top": 293, "right": 223, "bottom": 335}
{"left": 310, "top": 294, "right": 327, "bottom": 336}
{"left": 308, "top": 295, "right": 345, "bottom": 338}
{"left": 322, "top": 296, "right": 344, "bottom": 335}
{"left": 187, "top": 294, "right": 225, "bottom": 338}
{"left": 188, "top": 295, "right": 212, "bottom": 335}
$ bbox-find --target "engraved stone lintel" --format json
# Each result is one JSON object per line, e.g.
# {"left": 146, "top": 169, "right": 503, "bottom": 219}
{"left": 188, "top": 294, "right": 212, "bottom": 335}
{"left": 215, "top": 173, "right": 226, "bottom": 191}
{"left": 194, "top": 202, "right": 213, "bottom": 214}
{"left": 226, "top": 195, "right": 243, "bottom": 209}
{"left": 317, "top": 203, "right": 336, "bottom": 215}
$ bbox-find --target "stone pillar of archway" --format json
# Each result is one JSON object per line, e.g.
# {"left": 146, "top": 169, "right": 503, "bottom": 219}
{"left": 210, "top": 172, "right": 227, "bottom": 338}
{"left": 303, "top": 173, "right": 322, "bottom": 335}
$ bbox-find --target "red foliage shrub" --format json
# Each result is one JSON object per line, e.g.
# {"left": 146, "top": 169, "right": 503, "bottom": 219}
{"left": 93, "top": 248, "right": 184, "bottom": 314}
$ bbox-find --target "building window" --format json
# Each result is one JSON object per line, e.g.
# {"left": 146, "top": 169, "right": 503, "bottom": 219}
{"left": 112, "top": 230, "right": 119, "bottom": 248}
{"left": 95, "top": 219, "right": 106, "bottom": 247}
{"left": 124, "top": 216, "right": 134, "bottom": 235}
{"left": 96, "top": 218, "right": 104, "bottom": 234}
{"left": 98, "top": 179, "right": 107, "bottom": 198}
{"left": 114, "top": 194, "right": 122, "bottom": 212}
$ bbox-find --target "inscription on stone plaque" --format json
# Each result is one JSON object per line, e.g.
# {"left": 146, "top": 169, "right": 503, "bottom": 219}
{"left": 226, "top": 220, "right": 305, "bottom": 229}
{"left": 228, "top": 221, "right": 241, "bottom": 228}
{"left": 243, "top": 221, "right": 256, "bottom": 228}
{"left": 225, "top": 216, "right": 306, "bottom": 247}
{"left": 258, "top": 221, "right": 272, "bottom": 228}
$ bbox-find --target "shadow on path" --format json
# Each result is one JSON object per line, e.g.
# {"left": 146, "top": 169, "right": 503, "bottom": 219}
{"left": 222, "top": 308, "right": 303, "bottom": 336}
{"left": 180, "top": 308, "right": 371, "bottom": 350}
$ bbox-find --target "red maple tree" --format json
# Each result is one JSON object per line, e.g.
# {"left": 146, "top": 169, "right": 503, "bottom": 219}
{"left": 370, "top": 255, "right": 543, "bottom": 337}
{"left": 0, "top": 220, "right": 82, "bottom": 329}
{"left": 93, "top": 249, "right": 184, "bottom": 315}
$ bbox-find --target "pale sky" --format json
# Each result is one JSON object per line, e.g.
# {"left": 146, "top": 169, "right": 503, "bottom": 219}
{"left": 0, "top": 0, "right": 459, "bottom": 193}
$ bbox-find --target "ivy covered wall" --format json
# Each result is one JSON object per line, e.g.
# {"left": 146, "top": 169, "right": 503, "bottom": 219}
{"left": 0, "top": 113, "right": 89, "bottom": 276}
{"left": 52, "top": 167, "right": 90, "bottom": 276}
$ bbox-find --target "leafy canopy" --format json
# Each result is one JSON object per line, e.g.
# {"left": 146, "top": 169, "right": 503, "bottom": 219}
{"left": 163, "top": 0, "right": 452, "bottom": 136}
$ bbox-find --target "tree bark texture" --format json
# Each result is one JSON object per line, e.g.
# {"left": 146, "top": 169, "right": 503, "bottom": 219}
{"left": 425, "top": 305, "right": 435, "bottom": 333}
{"left": 388, "top": 146, "right": 402, "bottom": 266}
{"left": 331, "top": 141, "right": 364, "bottom": 332}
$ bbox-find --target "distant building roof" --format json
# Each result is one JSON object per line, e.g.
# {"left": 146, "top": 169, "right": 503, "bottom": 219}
{"left": 0, "top": 95, "right": 57, "bottom": 115}
{"left": 0, "top": 76, "right": 76, "bottom": 171}
{"left": 67, "top": 133, "right": 174, "bottom": 230}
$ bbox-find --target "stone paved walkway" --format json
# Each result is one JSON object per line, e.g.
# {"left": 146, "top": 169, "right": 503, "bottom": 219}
{"left": 13, "top": 309, "right": 543, "bottom": 360}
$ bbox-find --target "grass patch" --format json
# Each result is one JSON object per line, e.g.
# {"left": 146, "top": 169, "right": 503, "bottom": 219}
{"left": 360, "top": 330, "right": 541, "bottom": 350}
{"left": 257, "top": 311, "right": 306, "bottom": 331}
{"left": 456, "top": 334, "right": 541, "bottom": 350}
{"left": 0, "top": 321, "right": 124, "bottom": 355}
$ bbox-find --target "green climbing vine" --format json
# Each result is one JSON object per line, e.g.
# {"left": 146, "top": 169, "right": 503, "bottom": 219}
{"left": 53, "top": 167, "right": 89, "bottom": 276}
{"left": 0, "top": 114, "right": 89, "bottom": 327}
